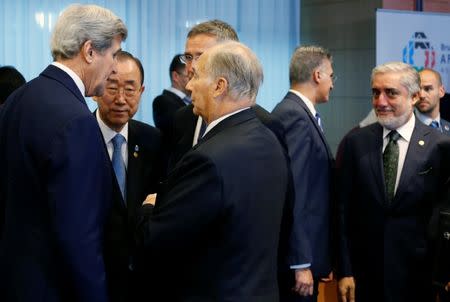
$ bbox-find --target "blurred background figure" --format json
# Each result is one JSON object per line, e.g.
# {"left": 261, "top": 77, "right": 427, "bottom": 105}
{"left": 0, "top": 66, "right": 26, "bottom": 106}
{"left": 152, "top": 54, "right": 190, "bottom": 144}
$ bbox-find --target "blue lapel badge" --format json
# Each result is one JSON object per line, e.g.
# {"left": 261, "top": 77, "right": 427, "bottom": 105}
{"left": 133, "top": 145, "right": 139, "bottom": 158}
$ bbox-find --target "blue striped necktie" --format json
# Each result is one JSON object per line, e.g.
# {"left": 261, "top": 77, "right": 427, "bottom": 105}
{"left": 112, "top": 134, "right": 126, "bottom": 205}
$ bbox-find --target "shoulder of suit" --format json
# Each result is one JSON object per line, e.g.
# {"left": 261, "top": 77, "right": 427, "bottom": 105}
{"left": 129, "top": 119, "right": 161, "bottom": 137}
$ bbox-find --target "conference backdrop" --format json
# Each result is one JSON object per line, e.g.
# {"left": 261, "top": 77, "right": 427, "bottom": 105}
{"left": 0, "top": 0, "right": 300, "bottom": 125}
{"left": 377, "top": 9, "right": 450, "bottom": 92}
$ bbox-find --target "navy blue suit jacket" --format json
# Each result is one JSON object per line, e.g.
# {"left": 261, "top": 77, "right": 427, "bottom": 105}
{"left": 337, "top": 118, "right": 450, "bottom": 302}
{"left": 0, "top": 65, "right": 113, "bottom": 302}
{"left": 138, "top": 109, "right": 289, "bottom": 302}
{"left": 272, "top": 92, "right": 334, "bottom": 278}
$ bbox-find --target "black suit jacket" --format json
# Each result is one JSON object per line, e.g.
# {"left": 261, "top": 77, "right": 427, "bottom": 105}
{"left": 337, "top": 118, "right": 450, "bottom": 302}
{"left": 100, "top": 118, "right": 164, "bottom": 302}
{"left": 169, "top": 103, "right": 284, "bottom": 172}
{"left": 0, "top": 65, "right": 112, "bottom": 302}
{"left": 138, "top": 109, "right": 289, "bottom": 302}
{"left": 152, "top": 89, "right": 186, "bottom": 141}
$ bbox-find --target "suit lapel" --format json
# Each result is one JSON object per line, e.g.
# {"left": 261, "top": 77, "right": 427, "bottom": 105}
{"left": 368, "top": 123, "right": 387, "bottom": 204}
{"left": 126, "top": 121, "right": 141, "bottom": 211}
{"left": 287, "top": 92, "right": 333, "bottom": 160}
{"left": 394, "top": 119, "right": 431, "bottom": 203}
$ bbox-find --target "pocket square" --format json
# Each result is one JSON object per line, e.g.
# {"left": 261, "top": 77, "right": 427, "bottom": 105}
{"left": 418, "top": 167, "right": 432, "bottom": 175}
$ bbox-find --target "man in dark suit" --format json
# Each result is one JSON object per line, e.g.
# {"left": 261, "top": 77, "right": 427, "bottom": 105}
{"left": 153, "top": 54, "right": 190, "bottom": 143}
{"left": 337, "top": 62, "right": 450, "bottom": 302}
{"left": 92, "top": 50, "right": 163, "bottom": 302}
{"left": 169, "top": 19, "right": 282, "bottom": 171}
{"left": 272, "top": 45, "right": 335, "bottom": 302}
{"left": 0, "top": 4, "right": 127, "bottom": 302}
{"left": 415, "top": 68, "right": 450, "bottom": 136}
{"left": 138, "top": 41, "right": 289, "bottom": 302}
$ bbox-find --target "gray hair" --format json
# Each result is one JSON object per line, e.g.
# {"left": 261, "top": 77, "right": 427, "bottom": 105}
{"left": 51, "top": 4, "right": 127, "bottom": 61}
{"left": 372, "top": 62, "right": 420, "bottom": 97}
{"left": 289, "top": 45, "right": 332, "bottom": 85}
{"left": 203, "top": 41, "right": 263, "bottom": 103}
{"left": 187, "top": 19, "right": 239, "bottom": 42}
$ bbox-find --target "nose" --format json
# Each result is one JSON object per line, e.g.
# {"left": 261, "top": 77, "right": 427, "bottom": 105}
{"left": 419, "top": 88, "right": 426, "bottom": 99}
{"left": 114, "top": 88, "right": 127, "bottom": 104}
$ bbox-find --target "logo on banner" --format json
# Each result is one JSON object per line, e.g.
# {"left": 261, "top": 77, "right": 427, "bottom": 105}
{"left": 402, "top": 32, "right": 436, "bottom": 70}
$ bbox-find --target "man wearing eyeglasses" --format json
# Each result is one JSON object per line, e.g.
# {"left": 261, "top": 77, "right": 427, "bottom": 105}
{"left": 168, "top": 19, "right": 284, "bottom": 172}
{"left": 152, "top": 54, "right": 191, "bottom": 147}
{"left": 272, "top": 45, "right": 335, "bottom": 302}
{"left": 93, "top": 50, "right": 164, "bottom": 302}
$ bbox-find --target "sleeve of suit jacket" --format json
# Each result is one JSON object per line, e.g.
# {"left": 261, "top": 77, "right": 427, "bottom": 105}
{"left": 47, "top": 115, "right": 111, "bottom": 302}
{"left": 137, "top": 150, "right": 222, "bottom": 254}
{"left": 277, "top": 109, "right": 315, "bottom": 267}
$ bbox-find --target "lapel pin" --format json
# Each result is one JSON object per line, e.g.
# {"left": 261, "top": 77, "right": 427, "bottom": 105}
{"left": 445, "top": 125, "right": 449, "bottom": 131}
{"left": 418, "top": 140, "right": 425, "bottom": 146}
{"left": 133, "top": 145, "right": 139, "bottom": 158}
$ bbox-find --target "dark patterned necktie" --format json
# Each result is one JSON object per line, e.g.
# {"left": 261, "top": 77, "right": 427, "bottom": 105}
{"left": 383, "top": 130, "right": 400, "bottom": 203}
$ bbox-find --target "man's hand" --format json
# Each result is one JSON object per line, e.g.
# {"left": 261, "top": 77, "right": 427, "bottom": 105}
{"left": 292, "top": 268, "right": 313, "bottom": 296}
{"left": 143, "top": 193, "right": 157, "bottom": 206}
{"left": 320, "top": 271, "right": 334, "bottom": 283}
{"left": 338, "top": 276, "right": 355, "bottom": 302}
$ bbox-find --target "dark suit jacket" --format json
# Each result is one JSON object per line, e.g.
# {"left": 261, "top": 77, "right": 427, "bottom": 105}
{"left": 100, "top": 118, "right": 164, "bottom": 302}
{"left": 440, "top": 118, "right": 450, "bottom": 136}
{"left": 0, "top": 65, "right": 112, "bottom": 302}
{"left": 169, "top": 103, "right": 284, "bottom": 172}
{"left": 152, "top": 89, "right": 186, "bottom": 141}
{"left": 337, "top": 118, "right": 450, "bottom": 302}
{"left": 271, "top": 92, "right": 334, "bottom": 280}
{"left": 138, "top": 109, "right": 289, "bottom": 302}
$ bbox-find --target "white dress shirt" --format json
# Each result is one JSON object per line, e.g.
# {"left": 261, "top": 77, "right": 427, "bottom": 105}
{"left": 96, "top": 110, "right": 129, "bottom": 169}
{"left": 382, "top": 113, "right": 415, "bottom": 193}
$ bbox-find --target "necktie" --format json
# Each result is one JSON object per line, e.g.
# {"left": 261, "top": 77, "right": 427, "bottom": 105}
{"left": 315, "top": 112, "right": 323, "bottom": 132}
{"left": 383, "top": 130, "right": 400, "bottom": 203}
{"left": 182, "top": 96, "right": 191, "bottom": 105}
{"left": 430, "top": 120, "right": 440, "bottom": 129}
{"left": 112, "top": 134, "right": 126, "bottom": 203}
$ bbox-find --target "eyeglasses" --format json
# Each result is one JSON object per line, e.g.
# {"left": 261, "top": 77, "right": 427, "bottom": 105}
{"left": 105, "top": 86, "right": 139, "bottom": 98}
{"left": 180, "top": 53, "right": 201, "bottom": 64}
{"left": 320, "top": 71, "right": 337, "bottom": 83}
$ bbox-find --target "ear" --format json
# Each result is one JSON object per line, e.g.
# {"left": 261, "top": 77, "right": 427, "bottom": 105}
{"left": 312, "top": 69, "right": 321, "bottom": 84}
{"left": 439, "top": 85, "right": 445, "bottom": 98}
{"left": 81, "top": 40, "right": 95, "bottom": 64}
{"left": 213, "top": 77, "right": 228, "bottom": 98}
{"left": 139, "top": 85, "right": 145, "bottom": 94}
{"left": 92, "top": 96, "right": 99, "bottom": 102}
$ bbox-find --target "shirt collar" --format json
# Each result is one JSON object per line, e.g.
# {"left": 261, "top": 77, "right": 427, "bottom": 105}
{"left": 382, "top": 113, "right": 415, "bottom": 142}
{"left": 52, "top": 62, "right": 85, "bottom": 97}
{"left": 96, "top": 110, "right": 128, "bottom": 144}
{"left": 289, "top": 89, "right": 316, "bottom": 116}
{"left": 203, "top": 107, "right": 250, "bottom": 137}
{"left": 167, "top": 86, "right": 187, "bottom": 99}
{"left": 414, "top": 108, "right": 440, "bottom": 126}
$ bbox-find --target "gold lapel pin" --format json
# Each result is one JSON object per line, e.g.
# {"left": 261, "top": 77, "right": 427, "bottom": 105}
{"left": 418, "top": 140, "right": 425, "bottom": 146}
{"left": 445, "top": 125, "right": 449, "bottom": 131}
